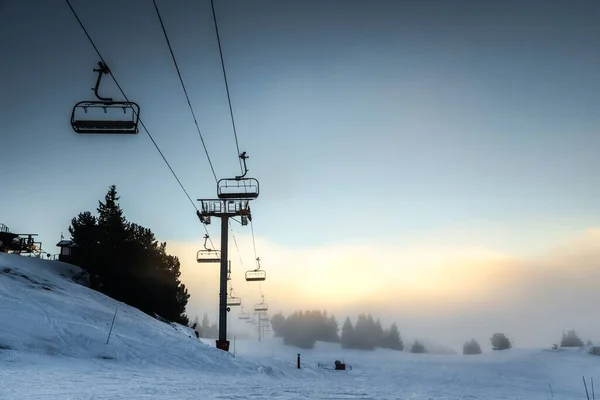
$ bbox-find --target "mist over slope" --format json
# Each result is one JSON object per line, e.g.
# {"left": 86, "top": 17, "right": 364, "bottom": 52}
{"left": 1, "top": 253, "right": 599, "bottom": 399}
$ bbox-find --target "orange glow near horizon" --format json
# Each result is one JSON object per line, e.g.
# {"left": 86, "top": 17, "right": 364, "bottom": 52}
{"left": 170, "top": 228, "right": 600, "bottom": 320}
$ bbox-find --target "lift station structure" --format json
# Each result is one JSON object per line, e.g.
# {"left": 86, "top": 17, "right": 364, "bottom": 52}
{"left": 197, "top": 152, "right": 259, "bottom": 352}
{"left": 0, "top": 223, "right": 42, "bottom": 256}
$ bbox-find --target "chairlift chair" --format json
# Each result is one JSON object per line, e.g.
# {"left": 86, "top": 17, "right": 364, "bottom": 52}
{"left": 196, "top": 234, "right": 221, "bottom": 263}
{"left": 217, "top": 178, "right": 259, "bottom": 199}
{"left": 245, "top": 257, "right": 266, "bottom": 282}
{"left": 227, "top": 297, "right": 242, "bottom": 307}
{"left": 217, "top": 152, "right": 260, "bottom": 199}
{"left": 238, "top": 311, "right": 250, "bottom": 320}
{"left": 71, "top": 62, "right": 140, "bottom": 134}
{"left": 254, "top": 294, "right": 268, "bottom": 312}
{"left": 227, "top": 287, "right": 242, "bottom": 307}
{"left": 196, "top": 249, "right": 221, "bottom": 263}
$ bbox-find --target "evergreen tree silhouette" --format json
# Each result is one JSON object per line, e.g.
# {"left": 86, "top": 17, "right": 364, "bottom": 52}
{"left": 341, "top": 317, "right": 355, "bottom": 349}
{"left": 68, "top": 185, "right": 190, "bottom": 324}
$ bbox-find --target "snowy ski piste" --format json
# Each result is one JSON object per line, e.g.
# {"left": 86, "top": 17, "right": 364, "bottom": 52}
{"left": 0, "top": 253, "right": 597, "bottom": 399}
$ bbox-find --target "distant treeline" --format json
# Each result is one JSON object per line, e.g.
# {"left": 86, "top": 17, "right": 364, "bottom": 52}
{"left": 270, "top": 311, "right": 403, "bottom": 351}
{"left": 190, "top": 314, "right": 218, "bottom": 339}
{"left": 271, "top": 310, "right": 339, "bottom": 349}
{"left": 269, "top": 310, "right": 593, "bottom": 355}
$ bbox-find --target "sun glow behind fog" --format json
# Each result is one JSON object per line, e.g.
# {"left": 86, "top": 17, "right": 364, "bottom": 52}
{"left": 170, "top": 236, "right": 521, "bottom": 312}
{"left": 167, "top": 227, "right": 600, "bottom": 348}
{"left": 172, "top": 228, "right": 596, "bottom": 306}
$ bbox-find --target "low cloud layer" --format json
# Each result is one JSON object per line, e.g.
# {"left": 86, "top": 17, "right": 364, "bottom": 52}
{"left": 168, "top": 228, "right": 600, "bottom": 351}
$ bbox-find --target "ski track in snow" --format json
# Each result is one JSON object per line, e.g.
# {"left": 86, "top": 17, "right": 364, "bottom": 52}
{"left": 0, "top": 253, "right": 598, "bottom": 399}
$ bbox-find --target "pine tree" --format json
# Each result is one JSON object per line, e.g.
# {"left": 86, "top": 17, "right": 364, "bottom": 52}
{"left": 341, "top": 317, "right": 355, "bottom": 349}
{"left": 373, "top": 318, "right": 384, "bottom": 347}
{"left": 201, "top": 314, "right": 211, "bottom": 334}
{"left": 386, "top": 322, "right": 403, "bottom": 351}
{"left": 463, "top": 338, "right": 482, "bottom": 355}
{"left": 68, "top": 211, "right": 100, "bottom": 288}
{"left": 68, "top": 185, "right": 190, "bottom": 324}
{"left": 95, "top": 185, "right": 130, "bottom": 298}
{"left": 209, "top": 322, "right": 218, "bottom": 338}
{"left": 490, "top": 333, "right": 512, "bottom": 351}
{"left": 326, "top": 315, "right": 340, "bottom": 342}
{"left": 353, "top": 314, "right": 375, "bottom": 350}
{"left": 410, "top": 340, "right": 426, "bottom": 353}
{"left": 270, "top": 313, "right": 286, "bottom": 337}
{"left": 561, "top": 330, "right": 584, "bottom": 347}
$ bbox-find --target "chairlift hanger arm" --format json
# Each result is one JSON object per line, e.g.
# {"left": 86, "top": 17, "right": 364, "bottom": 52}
{"left": 235, "top": 152, "right": 249, "bottom": 179}
{"left": 92, "top": 61, "right": 113, "bottom": 102}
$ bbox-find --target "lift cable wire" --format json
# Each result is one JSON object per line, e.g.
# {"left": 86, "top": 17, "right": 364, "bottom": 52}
{"left": 209, "top": 0, "right": 243, "bottom": 175}
{"left": 249, "top": 220, "right": 262, "bottom": 297}
{"left": 152, "top": 0, "right": 218, "bottom": 183}
{"left": 249, "top": 220, "right": 258, "bottom": 261}
{"left": 230, "top": 228, "right": 244, "bottom": 268}
{"left": 65, "top": 0, "right": 216, "bottom": 249}
{"left": 64, "top": 0, "right": 196, "bottom": 210}
{"left": 152, "top": 0, "right": 254, "bottom": 254}
{"left": 231, "top": 225, "right": 261, "bottom": 304}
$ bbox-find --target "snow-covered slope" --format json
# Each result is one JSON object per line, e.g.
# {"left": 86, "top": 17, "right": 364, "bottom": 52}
{"left": 1, "top": 253, "right": 599, "bottom": 399}
{"left": 0, "top": 253, "right": 264, "bottom": 372}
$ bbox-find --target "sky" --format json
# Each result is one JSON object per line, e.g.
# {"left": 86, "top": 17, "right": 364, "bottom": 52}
{"left": 1, "top": 0, "right": 599, "bottom": 351}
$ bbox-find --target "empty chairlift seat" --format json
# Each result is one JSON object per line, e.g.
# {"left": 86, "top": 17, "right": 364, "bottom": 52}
{"left": 254, "top": 303, "right": 268, "bottom": 312}
{"left": 227, "top": 297, "right": 242, "bottom": 307}
{"left": 196, "top": 249, "right": 221, "bottom": 263}
{"left": 238, "top": 312, "right": 250, "bottom": 320}
{"left": 217, "top": 178, "right": 259, "bottom": 199}
{"left": 245, "top": 269, "right": 266, "bottom": 281}
{"left": 71, "top": 101, "right": 140, "bottom": 134}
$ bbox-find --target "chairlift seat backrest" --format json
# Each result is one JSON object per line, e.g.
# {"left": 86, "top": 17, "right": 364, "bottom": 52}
{"left": 227, "top": 297, "right": 242, "bottom": 306}
{"left": 196, "top": 249, "right": 221, "bottom": 263}
{"left": 217, "top": 178, "right": 259, "bottom": 199}
{"left": 254, "top": 303, "right": 268, "bottom": 312}
{"left": 245, "top": 270, "right": 266, "bottom": 281}
{"left": 71, "top": 101, "right": 140, "bottom": 134}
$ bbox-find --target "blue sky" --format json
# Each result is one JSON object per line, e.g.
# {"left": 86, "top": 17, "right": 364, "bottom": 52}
{"left": 2, "top": 0, "right": 599, "bottom": 249}
{"left": 2, "top": 0, "right": 600, "bottom": 345}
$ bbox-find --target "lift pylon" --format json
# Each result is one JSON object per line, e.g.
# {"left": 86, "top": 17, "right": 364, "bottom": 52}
{"left": 197, "top": 154, "right": 259, "bottom": 352}
{"left": 70, "top": 61, "right": 140, "bottom": 134}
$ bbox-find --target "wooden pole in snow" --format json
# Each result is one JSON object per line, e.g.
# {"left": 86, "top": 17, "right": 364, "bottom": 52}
{"left": 106, "top": 308, "right": 118, "bottom": 344}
